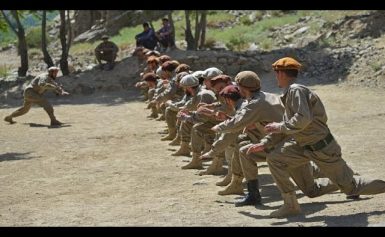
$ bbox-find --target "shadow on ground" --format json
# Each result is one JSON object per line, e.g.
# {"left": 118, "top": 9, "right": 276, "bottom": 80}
{"left": 237, "top": 197, "right": 384, "bottom": 226}
{"left": 0, "top": 152, "right": 40, "bottom": 162}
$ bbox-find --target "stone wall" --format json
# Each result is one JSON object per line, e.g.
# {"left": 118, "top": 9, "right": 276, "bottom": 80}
{"left": 0, "top": 49, "right": 269, "bottom": 100}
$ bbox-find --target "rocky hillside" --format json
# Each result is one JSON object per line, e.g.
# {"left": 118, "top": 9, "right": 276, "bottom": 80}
{"left": 1, "top": 10, "right": 385, "bottom": 100}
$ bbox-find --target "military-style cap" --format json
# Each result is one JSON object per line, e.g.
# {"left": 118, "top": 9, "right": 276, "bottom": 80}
{"left": 145, "top": 50, "right": 161, "bottom": 57}
{"left": 192, "top": 70, "right": 205, "bottom": 79}
{"left": 147, "top": 56, "right": 159, "bottom": 64}
{"left": 158, "top": 55, "right": 172, "bottom": 64}
{"left": 156, "top": 67, "right": 163, "bottom": 77}
{"left": 272, "top": 57, "right": 302, "bottom": 70}
{"left": 235, "top": 71, "right": 261, "bottom": 90}
{"left": 203, "top": 67, "right": 223, "bottom": 80}
{"left": 210, "top": 75, "right": 232, "bottom": 86}
{"left": 142, "top": 72, "right": 159, "bottom": 82}
{"left": 219, "top": 85, "right": 240, "bottom": 98}
{"left": 176, "top": 71, "right": 190, "bottom": 83}
{"left": 48, "top": 66, "right": 60, "bottom": 72}
{"left": 101, "top": 35, "right": 109, "bottom": 40}
{"left": 175, "top": 64, "right": 190, "bottom": 74}
{"left": 161, "top": 60, "right": 180, "bottom": 72}
{"left": 180, "top": 74, "right": 199, "bottom": 87}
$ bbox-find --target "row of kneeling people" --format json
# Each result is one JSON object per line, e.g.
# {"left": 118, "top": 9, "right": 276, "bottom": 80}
{"left": 132, "top": 47, "right": 385, "bottom": 218}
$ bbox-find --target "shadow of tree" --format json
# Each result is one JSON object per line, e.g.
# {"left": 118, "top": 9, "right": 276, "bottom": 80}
{"left": 0, "top": 152, "right": 39, "bottom": 162}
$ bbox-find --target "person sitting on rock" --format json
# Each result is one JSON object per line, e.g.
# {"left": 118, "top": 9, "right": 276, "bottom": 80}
{"left": 156, "top": 18, "right": 175, "bottom": 52}
{"left": 94, "top": 35, "right": 119, "bottom": 70}
{"left": 135, "top": 22, "right": 158, "bottom": 50}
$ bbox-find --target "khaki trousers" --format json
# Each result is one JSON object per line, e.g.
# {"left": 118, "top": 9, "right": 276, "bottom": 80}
{"left": 267, "top": 138, "right": 385, "bottom": 197}
{"left": 10, "top": 88, "right": 55, "bottom": 120}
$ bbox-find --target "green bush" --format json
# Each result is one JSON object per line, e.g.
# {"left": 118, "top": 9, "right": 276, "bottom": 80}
{"left": 240, "top": 15, "right": 254, "bottom": 26}
{"left": 26, "top": 26, "right": 51, "bottom": 49}
{"left": 226, "top": 36, "right": 248, "bottom": 51}
{"left": 203, "top": 37, "right": 216, "bottom": 49}
{"left": 0, "top": 64, "right": 11, "bottom": 77}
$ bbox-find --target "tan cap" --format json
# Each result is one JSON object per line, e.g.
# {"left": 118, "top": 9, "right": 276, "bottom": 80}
{"left": 234, "top": 71, "right": 261, "bottom": 90}
{"left": 142, "top": 72, "right": 159, "bottom": 82}
{"left": 175, "top": 64, "right": 190, "bottom": 74}
{"left": 176, "top": 71, "right": 190, "bottom": 83}
{"left": 272, "top": 57, "right": 302, "bottom": 70}
{"left": 180, "top": 74, "right": 199, "bottom": 87}
{"left": 203, "top": 67, "right": 223, "bottom": 80}
{"left": 101, "top": 35, "right": 109, "bottom": 40}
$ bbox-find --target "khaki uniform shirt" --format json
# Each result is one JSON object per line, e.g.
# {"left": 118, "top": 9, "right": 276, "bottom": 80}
{"left": 184, "top": 86, "right": 216, "bottom": 112}
{"left": 216, "top": 91, "right": 284, "bottom": 135}
{"left": 261, "top": 82, "right": 330, "bottom": 148}
{"left": 25, "top": 73, "right": 62, "bottom": 95}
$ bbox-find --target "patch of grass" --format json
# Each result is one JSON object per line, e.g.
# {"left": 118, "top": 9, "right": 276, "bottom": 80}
{"left": 226, "top": 36, "right": 248, "bottom": 51}
{"left": 260, "top": 39, "right": 273, "bottom": 50}
{"left": 203, "top": 37, "right": 216, "bottom": 48}
{"left": 207, "top": 12, "right": 303, "bottom": 50}
{"left": 70, "top": 42, "right": 96, "bottom": 55}
{"left": 370, "top": 62, "right": 382, "bottom": 72}
{"left": 0, "top": 64, "right": 11, "bottom": 77}
{"left": 239, "top": 15, "right": 254, "bottom": 26}
{"left": 28, "top": 48, "right": 42, "bottom": 60}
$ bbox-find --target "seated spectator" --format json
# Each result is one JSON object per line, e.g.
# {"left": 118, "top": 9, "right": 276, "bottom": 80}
{"left": 156, "top": 18, "right": 175, "bottom": 52}
{"left": 135, "top": 22, "right": 158, "bottom": 50}
{"left": 94, "top": 35, "right": 119, "bottom": 70}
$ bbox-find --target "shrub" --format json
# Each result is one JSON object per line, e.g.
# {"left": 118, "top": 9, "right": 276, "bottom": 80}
{"left": 0, "top": 64, "right": 11, "bottom": 77}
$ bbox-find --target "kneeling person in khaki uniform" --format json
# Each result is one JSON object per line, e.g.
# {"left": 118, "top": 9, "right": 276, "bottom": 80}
{"left": 248, "top": 57, "right": 385, "bottom": 218}
{"left": 4, "top": 67, "right": 70, "bottom": 126}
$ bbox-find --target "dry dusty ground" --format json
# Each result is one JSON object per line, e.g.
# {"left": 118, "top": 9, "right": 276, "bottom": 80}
{"left": 1, "top": 76, "right": 385, "bottom": 227}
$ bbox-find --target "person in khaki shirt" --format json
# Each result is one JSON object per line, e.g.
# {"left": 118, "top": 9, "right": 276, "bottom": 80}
{"left": 173, "top": 74, "right": 216, "bottom": 159}
{"left": 247, "top": 57, "right": 385, "bottom": 218}
{"left": 210, "top": 71, "right": 286, "bottom": 205}
{"left": 4, "top": 67, "right": 70, "bottom": 126}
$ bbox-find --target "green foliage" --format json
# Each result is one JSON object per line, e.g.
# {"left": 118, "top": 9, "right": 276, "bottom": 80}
{"left": 370, "top": 62, "right": 382, "bottom": 72}
{"left": 28, "top": 48, "right": 42, "bottom": 60}
{"left": 203, "top": 37, "right": 216, "bottom": 48}
{"left": 226, "top": 36, "right": 248, "bottom": 51}
{"left": 239, "top": 15, "right": 254, "bottom": 26}
{"left": 26, "top": 26, "right": 46, "bottom": 48}
{"left": 0, "top": 64, "right": 11, "bottom": 77}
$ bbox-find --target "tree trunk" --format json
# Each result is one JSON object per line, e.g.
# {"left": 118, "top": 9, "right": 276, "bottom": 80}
{"left": 199, "top": 11, "right": 207, "bottom": 49}
{"left": 59, "top": 10, "right": 69, "bottom": 75}
{"left": 168, "top": 12, "right": 176, "bottom": 48}
{"left": 184, "top": 10, "right": 195, "bottom": 50}
{"left": 66, "top": 10, "right": 72, "bottom": 54}
{"left": 41, "top": 10, "right": 54, "bottom": 67}
{"left": 194, "top": 11, "right": 201, "bottom": 50}
{"left": 10, "top": 10, "right": 28, "bottom": 77}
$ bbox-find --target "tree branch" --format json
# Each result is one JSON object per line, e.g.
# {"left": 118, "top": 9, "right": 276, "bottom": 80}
{"left": 1, "top": 10, "right": 18, "bottom": 34}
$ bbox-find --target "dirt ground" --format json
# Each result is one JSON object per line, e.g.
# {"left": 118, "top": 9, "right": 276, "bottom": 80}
{"left": 1, "top": 76, "right": 385, "bottom": 226}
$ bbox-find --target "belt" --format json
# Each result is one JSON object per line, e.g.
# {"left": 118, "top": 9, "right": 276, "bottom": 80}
{"left": 303, "top": 133, "right": 334, "bottom": 152}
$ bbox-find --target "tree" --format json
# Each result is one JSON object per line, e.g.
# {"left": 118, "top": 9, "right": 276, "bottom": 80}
{"left": 1, "top": 10, "right": 28, "bottom": 77}
{"left": 184, "top": 10, "right": 207, "bottom": 51}
{"left": 41, "top": 10, "right": 54, "bottom": 67}
{"left": 59, "top": 10, "right": 72, "bottom": 76}
{"left": 198, "top": 11, "right": 207, "bottom": 49}
{"left": 167, "top": 12, "right": 176, "bottom": 48}
{"left": 184, "top": 10, "right": 195, "bottom": 50}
